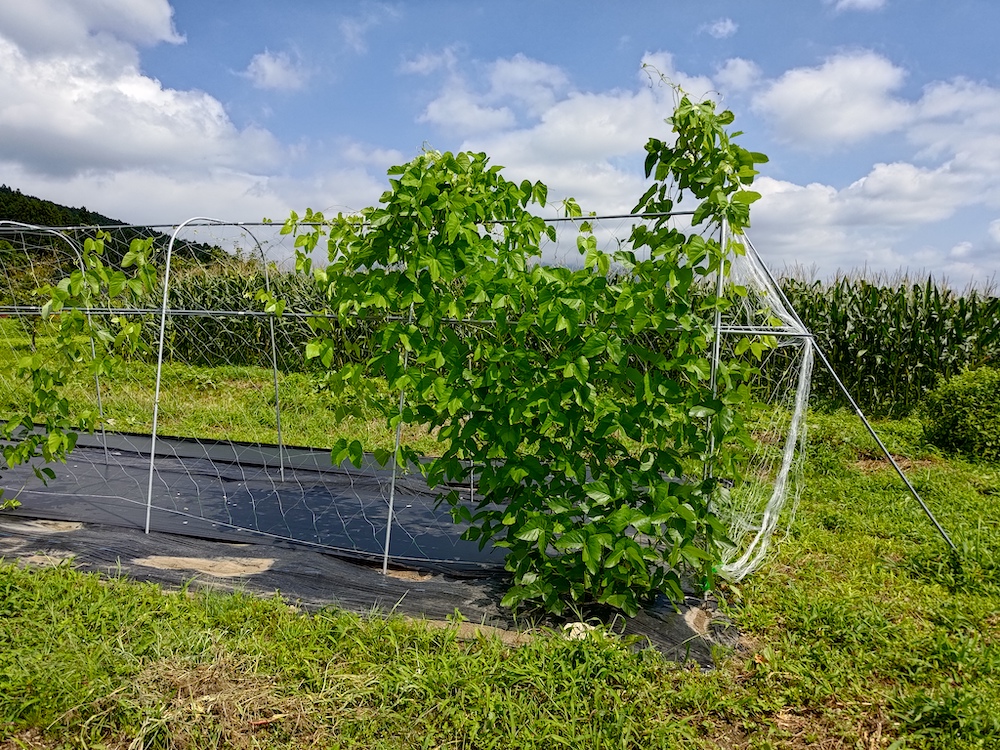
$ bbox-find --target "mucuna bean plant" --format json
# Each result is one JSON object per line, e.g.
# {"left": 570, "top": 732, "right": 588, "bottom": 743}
{"left": 280, "top": 94, "right": 768, "bottom": 616}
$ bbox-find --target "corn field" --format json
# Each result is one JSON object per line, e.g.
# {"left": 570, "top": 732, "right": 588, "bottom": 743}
{"left": 106, "top": 259, "right": 1000, "bottom": 419}
{"left": 781, "top": 276, "right": 1000, "bottom": 416}
{"left": 149, "top": 262, "right": 1000, "bottom": 418}
{"left": 3, "top": 222, "right": 997, "bottom": 419}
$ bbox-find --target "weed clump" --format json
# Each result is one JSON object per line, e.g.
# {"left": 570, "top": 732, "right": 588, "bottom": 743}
{"left": 921, "top": 366, "right": 1000, "bottom": 462}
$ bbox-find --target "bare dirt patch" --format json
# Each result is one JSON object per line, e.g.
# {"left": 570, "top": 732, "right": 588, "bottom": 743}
{"left": 1, "top": 519, "right": 83, "bottom": 534}
{"left": 132, "top": 555, "right": 274, "bottom": 578}
{"left": 0, "top": 728, "right": 59, "bottom": 750}
{"left": 19, "top": 550, "right": 75, "bottom": 567}
{"left": 683, "top": 605, "right": 713, "bottom": 636}
{"left": 854, "top": 454, "right": 937, "bottom": 474}
{"left": 383, "top": 567, "right": 433, "bottom": 581}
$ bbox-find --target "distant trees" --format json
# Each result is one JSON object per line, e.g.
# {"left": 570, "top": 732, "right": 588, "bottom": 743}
{"left": 0, "top": 185, "right": 122, "bottom": 228}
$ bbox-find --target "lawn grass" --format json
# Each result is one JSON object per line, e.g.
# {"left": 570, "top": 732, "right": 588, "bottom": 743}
{"left": 0, "top": 316, "right": 441, "bottom": 455}
{"left": 2, "top": 409, "right": 999, "bottom": 748}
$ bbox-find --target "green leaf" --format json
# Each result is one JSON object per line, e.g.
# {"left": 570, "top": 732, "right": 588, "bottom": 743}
{"left": 582, "top": 533, "right": 607, "bottom": 575}
{"left": 514, "top": 516, "right": 547, "bottom": 542}
{"left": 584, "top": 481, "right": 612, "bottom": 506}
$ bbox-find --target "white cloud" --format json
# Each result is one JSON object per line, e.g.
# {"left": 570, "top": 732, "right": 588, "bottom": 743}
{"left": 341, "top": 141, "right": 405, "bottom": 168}
{"left": 828, "top": 0, "right": 887, "bottom": 11}
{"left": 0, "top": 37, "right": 280, "bottom": 177}
{"left": 243, "top": 50, "right": 308, "bottom": 91}
{"left": 1, "top": 159, "right": 386, "bottom": 229}
{"left": 489, "top": 54, "right": 570, "bottom": 116}
{"left": 459, "top": 85, "right": 680, "bottom": 214}
{"left": 753, "top": 51, "right": 911, "bottom": 147}
{"left": 989, "top": 220, "right": 1000, "bottom": 245}
{"left": 0, "top": 1, "right": 396, "bottom": 227}
{"left": 700, "top": 18, "right": 738, "bottom": 39}
{"left": 400, "top": 47, "right": 458, "bottom": 75}
{"left": 748, "top": 130, "right": 1000, "bottom": 280}
{"left": 748, "top": 52, "right": 1000, "bottom": 264}
{"left": 0, "top": 0, "right": 182, "bottom": 54}
{"left": 403, "top": 45, "right": 1000, "bottom": 283}
{"left": 949, "top": 241, "right": 973, "bottom": 259}
{"left": 415, "top": 53, "right": 570, "bottom": 136}
{"left": 418, "top": 84, "right": 517, "bottom": 135}
{"left": 714, "top": 58, "right": 761, "bottom": 92}
{"left": 413, "top": 51, "right": 744, "bottom": 216}
{"left": 822, "top": 161, "right": 968, "bottom": 227}
{"left": 339, "top": 5, "right": 400, "bottom": 54}
{"left": 908, "top": 79, "right": 1000, "bottom": 197}
{"left": 750, "top": 177, "right": 903, "bottom": 273}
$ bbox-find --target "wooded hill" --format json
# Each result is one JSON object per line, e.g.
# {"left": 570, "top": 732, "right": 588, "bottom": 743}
{"left": 0, "top": 185, "right": 124, "bottom": 228}
{"left": 0, "top": 185, "right": 225, "bottom": 265}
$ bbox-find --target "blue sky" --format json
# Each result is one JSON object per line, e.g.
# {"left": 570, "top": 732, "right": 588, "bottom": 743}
{"left": 1, "top": 0, "right": 999, "bottom": 284}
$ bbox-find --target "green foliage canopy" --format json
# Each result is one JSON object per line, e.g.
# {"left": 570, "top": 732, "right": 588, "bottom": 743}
{"left": 922, "top": 366, "right": 1000, "bottom": 462}
{"left": 281, "top": 95, "right": 768, "bottom": 616}
{"left": 1, "top": 234, "right": 156, "bottom": 509}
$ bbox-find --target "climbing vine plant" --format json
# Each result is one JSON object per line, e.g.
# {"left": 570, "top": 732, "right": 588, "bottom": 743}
{"left": 281, "top": 94, "right": 767, "bottom": 616}
{"left": 1, "top": 234, "right": 155, "bottom": 510}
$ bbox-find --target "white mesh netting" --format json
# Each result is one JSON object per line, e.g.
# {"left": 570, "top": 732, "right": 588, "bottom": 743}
{"left": 0, "top": 217, "right": 813, "bottom": 580}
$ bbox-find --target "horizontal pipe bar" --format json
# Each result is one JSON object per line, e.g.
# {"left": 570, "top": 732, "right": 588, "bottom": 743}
{"left": 0, "top": 211, "right": 700, "bottom": 234}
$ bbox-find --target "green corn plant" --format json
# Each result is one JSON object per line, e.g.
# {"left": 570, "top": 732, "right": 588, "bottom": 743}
{"left": 781, "top": 274, "right": 1000, "bottom": 417}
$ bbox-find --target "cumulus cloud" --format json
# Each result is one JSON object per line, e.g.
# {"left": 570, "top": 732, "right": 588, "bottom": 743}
{"left": 700, "top": 18, "right": 738, "bottom": 39}
{"left": 0, "top": 37, "right": 280, "bottom": 177}
{"left": 489, "top": 54, "right": 570, "bottom": 116}
{"left": 714, "top": 57, "right": 761, "bottom": 92}
{"left": 0, "top": 0, "right": 405, "bottom": 227}
{"left": 457, "top": 72, "right": 687, "bottom": 214}
{"left": 415, "top": 52, "right": 571, "bottom": 136}
{"left": 0, "top": 0, "right": 183, "bottom": 54}
{"left": 753, "top": 51, "right": 912, "bottom": 147}
{"left": 340, "top": 141, "right": 405, "bottom": 168}
{"left": 864, "top": 163, "right": 972, "bottom": 222}
{"left": 418, "top": 86, "right": 517, "bottom": 134}
{"left": 243, "top": 49, "right": 308, "bottom": 91}
{"left": 908, "top": 79, "right": 1000, "bottom": 199}
{"left": 949, "top": 241, "right": 973, "bottom": 259}
{"left": 750, "top": 176, "right": 905, "bottom": 273}
{"left": 0, "top": 0, "right": 303, "bottom": 225}
{"left": 746, "top": 51, "right": 1000, "bottom": 278}
{"left": 828, "top": 0, "right": 887, "bottom": 11}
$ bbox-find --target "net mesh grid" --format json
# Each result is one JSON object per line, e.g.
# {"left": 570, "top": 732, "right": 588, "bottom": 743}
{"left": 0, "top": 218, "right": 811, "bottom": 578}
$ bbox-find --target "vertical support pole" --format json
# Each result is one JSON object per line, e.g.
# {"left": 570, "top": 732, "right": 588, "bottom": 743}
{"left": 144, "top": 239, "right": 174, "bottom": 534}
{"left": 144, "top": 219, "right": 226, "bottom": 533}
{"left": 382, "top": 304, "right": 414, "bottom": 575}
{"left": 256, "top": 232, "right": 286, "bottom": 482}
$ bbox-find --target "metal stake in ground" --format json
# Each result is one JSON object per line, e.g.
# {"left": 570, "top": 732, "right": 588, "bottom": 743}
{"left": 742, "top": 234, "right": 957, "bottom": 553}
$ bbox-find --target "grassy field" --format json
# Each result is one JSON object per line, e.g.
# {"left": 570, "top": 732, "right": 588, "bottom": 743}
{"left": 0, "top": 316, "right": 441, "bottom": 455}
{"left": 2, "top": 310, "right": 1000, "bottom": 748}
{"left": 2, "top": 407, "right": 999, "bottom": 749}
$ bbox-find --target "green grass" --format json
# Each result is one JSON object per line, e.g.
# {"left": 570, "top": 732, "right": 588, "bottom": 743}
{"left": 0, "top": 317, "right": 440, "bottom": 455}
{"left": 2, "top": 409, "right": 1000, "bottom": 748}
